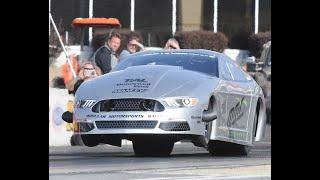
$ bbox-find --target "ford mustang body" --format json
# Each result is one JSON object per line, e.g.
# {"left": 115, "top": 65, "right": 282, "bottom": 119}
{"left": 63, "top": 49, "right": 266, "bottom": 156}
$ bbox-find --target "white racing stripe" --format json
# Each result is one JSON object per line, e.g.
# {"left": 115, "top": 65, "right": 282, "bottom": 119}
{"left": 83, "top": 100, "right": 95, "bottom": 108}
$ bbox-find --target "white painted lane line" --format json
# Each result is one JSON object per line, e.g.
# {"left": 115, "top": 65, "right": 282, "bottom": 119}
{"left": 134, "top": 175, "right": 271, "bottom": 180}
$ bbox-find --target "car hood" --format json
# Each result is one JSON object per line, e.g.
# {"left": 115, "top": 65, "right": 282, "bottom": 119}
{"left": 76, "top": 65, "right": 218, "bottom": 100}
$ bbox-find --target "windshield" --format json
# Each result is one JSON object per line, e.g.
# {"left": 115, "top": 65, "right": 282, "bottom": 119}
{"left": 113, "top": 52, "right": 219, "bottom": 77}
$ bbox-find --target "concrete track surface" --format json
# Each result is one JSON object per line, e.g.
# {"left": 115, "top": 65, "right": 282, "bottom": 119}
{"left": 49, "top": 125, "right": 271, "bottom": 180}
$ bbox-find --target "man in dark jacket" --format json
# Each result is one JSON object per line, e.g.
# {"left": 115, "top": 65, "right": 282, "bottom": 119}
{"left": 93, "top": 32, "right": 121, "bottom": 74}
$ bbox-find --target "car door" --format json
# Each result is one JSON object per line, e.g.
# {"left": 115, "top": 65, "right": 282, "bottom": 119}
{"left": 215, "top": 55, "right": 254, "bottom": 142}
{"left": 224, "top": 59, "right": 254, "bottom": 141}
{"left": 214, "top": 56, "right": 235, "bottom": 139}
{"left": 215, "top": 56, "right": 232, "bottom": 126}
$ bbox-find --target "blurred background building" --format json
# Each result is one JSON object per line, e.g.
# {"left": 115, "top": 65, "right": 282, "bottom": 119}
{"left": 50, "top": 0, "right": 270, "bottom": 49}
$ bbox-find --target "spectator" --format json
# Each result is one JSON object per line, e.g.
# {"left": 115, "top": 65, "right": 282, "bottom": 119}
{"left": 65, "top": 62, "right": 100, "bottom": 146}
{"left": 119, "top": 36, "right": 144, "bottom": 61}
{"left": 52, "top": 77, "right": 66, "bottom": 89}
{"left": 61, "top": 54, "right": 80, "bottom": 86}
{"left": 67, "top": 62, "right": 102, "bottom": 95}
{"left": 93, "top": 32, "right": 121, "bottom": 74}
{"left": 164, "top": 38, "right": 180, "bottom": 50}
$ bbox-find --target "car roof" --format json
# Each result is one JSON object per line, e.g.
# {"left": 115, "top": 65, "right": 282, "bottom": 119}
{"left": 131, "top": 49, "right": 223, "bottom": 58}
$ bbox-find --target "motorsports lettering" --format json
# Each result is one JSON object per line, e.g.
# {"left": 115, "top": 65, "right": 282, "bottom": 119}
{"left": 86, "top": 114, "right": 106, "bottom": 118}
{"left": 113, "top": 79, "right": 151, "bottom": 93}
{"left": 147, "top": 114, "right": 164, "bottom": 118}
{"left": 227, "top": 98, "right": 247, "bottom": 127}
{"left": 86, "top": 114, "right": 144, "bottom": 118}
{"left": 108, "top": 115, "right": 144, "bottom": 118}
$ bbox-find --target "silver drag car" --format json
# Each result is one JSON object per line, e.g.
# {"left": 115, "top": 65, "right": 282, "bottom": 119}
{"left": 62, "top": 49, "right": 266, "bottom": 156}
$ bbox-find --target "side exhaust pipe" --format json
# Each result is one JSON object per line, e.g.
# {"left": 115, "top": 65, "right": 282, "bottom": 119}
{"left": 202, "top": 111, "right": 217, "bottom": 122}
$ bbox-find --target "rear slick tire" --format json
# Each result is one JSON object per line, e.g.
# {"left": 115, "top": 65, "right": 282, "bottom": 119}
{"left": 207, "top": 111, "right": 257, "bottom": 156}
{"left": 208, "top": 140, "right": 251, "bottom": 156}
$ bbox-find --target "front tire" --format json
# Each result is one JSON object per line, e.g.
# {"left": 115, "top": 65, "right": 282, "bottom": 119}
{"left": 81, "top": 135, "right": 99, "bottom": 147}
{"left": 70, "top": 134, "right": 84, "bottom": 146}
{"left": 133, "top": 139, "right": 174, "bottom": 157}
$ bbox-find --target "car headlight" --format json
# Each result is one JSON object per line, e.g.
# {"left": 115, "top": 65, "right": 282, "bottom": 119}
{"left": 75, "top": 99, "right": 97, "bottom": 108}
{"left": 161, "top": 97, "right": 198, "bottom": 108}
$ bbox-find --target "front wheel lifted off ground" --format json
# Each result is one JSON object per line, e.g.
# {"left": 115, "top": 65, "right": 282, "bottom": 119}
{"left": 133, "top": 139, "right": 174, "bottom": 157}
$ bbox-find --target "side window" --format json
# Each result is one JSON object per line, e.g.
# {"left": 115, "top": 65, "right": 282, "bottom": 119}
{"left": 226, "top": 60, "right": 247, "bottom": 81}
{"left": 219, "top": 57, "right": 233, "bottom": 81}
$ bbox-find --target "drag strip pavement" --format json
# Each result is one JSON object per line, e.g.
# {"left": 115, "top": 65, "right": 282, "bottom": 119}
{"left": 49, "top": 125, "right": 271, "bottom": 180}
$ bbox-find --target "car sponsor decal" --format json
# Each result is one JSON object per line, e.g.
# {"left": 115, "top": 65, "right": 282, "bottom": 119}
{"left": 108, "top": 115, "right": 144, "bottom": 118}
{"left": 86, "top": 114, "right": 107, "bottom": 118}
{"left": 86, "top": 114, "right": 162, "bottom": 119}
{"left": 227, "top": 97, "right": 247, "bottom": 127}
{"left": 191, "top": 115, "right": 202, "bottom": 120}
{"left": 112, "top": 88, "right": 148, "bottom": 93}
{"left": 86, "top": 114, "right": 144, "bottom": 119}
{"left": 113, "top": 79, "right": 151, "bottom": 93}
{"left": 228, "top": 130, "right": 247, "bottom": 140}
{"left": 218, "top": 128, "right": 247, "bottom": 140}
{"left": 147, "top": 114, "right": 163, "bottom": 118}
{"left": 125, "top": 79, "right": 147, "bottom": 83}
